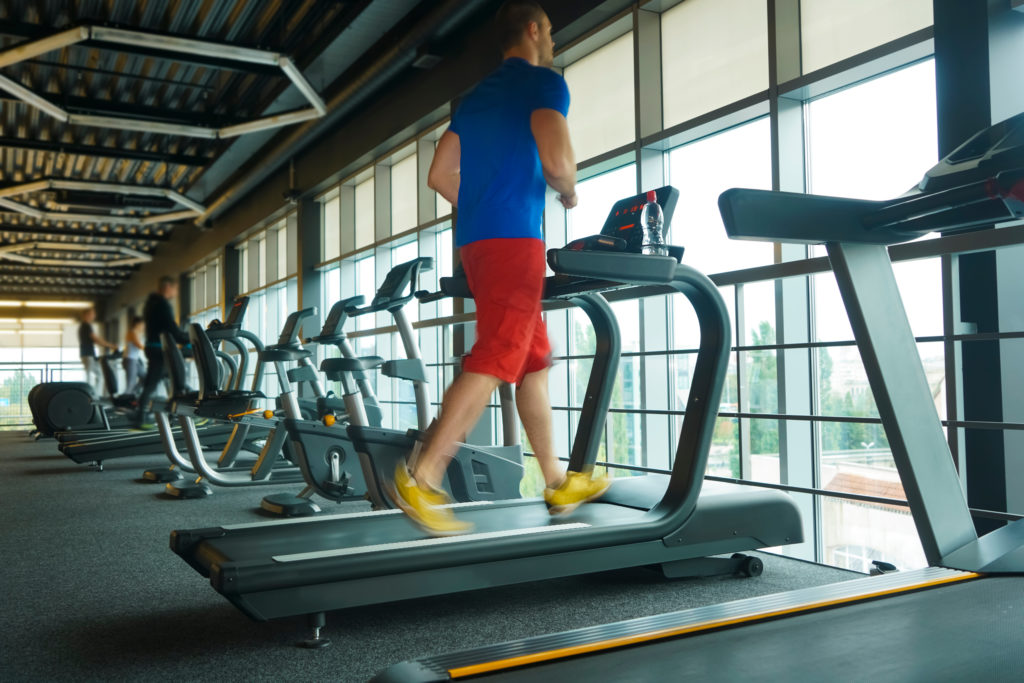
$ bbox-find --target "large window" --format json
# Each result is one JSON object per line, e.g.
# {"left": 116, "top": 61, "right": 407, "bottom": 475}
{"left": 323, "top": 194, "right": 341, "bottom": 262}
{"left": 661, "top": 0, "right": 769, "bottom": 128}
{"left": 565, "top": 164, "right": 636, "bottom": 244}
{"left": 800, "top": 0, "right": 933, "bottom": 74}
{"left": 804, "top": 60, "right": 938, "bottom": 571}
{"left": 355, "top": 177, "right": 376, "bottom": 249}
{"left": 564, "top": 31, "right": 635, "bottom": 162}
{"left": 807, "top": 60, "right": 938, "bottom": 201}
{"left": 667, "top": 117, "right": 774, "bottom": 274}
{"left": 235, "top": 215, "right": 300, "bottom": 396}
{"left": 187, "top": 254, "right": 222, "bottom": 331}
{"left": 390, "top": 148, "right": 418, "bottom": 235}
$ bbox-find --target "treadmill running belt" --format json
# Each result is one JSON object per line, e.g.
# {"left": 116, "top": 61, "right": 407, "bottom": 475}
{"left": 465, "top": 577, "right": 1023, "bottom": 682}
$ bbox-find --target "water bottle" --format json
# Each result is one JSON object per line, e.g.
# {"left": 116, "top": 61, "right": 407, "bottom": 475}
{"left": 640, "top": 190, "right": 667, "bottom": 256}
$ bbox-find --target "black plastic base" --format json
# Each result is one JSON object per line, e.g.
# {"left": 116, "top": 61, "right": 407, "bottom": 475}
{"left": 164, "top": 479, "right": 213, "bottom": 499}
{"left": 142, "top": 468, "right": 184, "bottom": 483}
{"left": 261, "top": 494, "right": 320, "bottom": 517}
{"left": 658, "top": 553, "right": 763, "bottom": 579}
{"left": 299, "top": 636, "right": 331, "bottom": 649}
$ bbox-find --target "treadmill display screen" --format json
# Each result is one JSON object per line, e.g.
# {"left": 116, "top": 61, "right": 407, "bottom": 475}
{"left": 599, "top": 186, "right": 680, "bottom": 252}
{"left": 226, "top": 297, "right": 249, "bottom": 325}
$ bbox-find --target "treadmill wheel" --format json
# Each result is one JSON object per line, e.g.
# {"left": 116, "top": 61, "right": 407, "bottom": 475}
{"left": 733, "top": 553, "right": 764, "bottom": 578}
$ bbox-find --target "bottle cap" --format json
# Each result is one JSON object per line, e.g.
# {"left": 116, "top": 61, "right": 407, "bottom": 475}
{"left": 646, "top": 190, "right": 657, "bottom": 202}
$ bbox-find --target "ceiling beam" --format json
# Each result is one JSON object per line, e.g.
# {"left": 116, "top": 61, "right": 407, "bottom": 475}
{"left": 0, "top": 286, "right": 113, "bottom": 295}
{"left": 77, "top": 39, "right": 282, "bottom": 78}
{"left": 0, "top": 94, "right": 246, "bottom": 128}
{"left": 0, "top": 267, "right": 131, "bottom": 281}
{"left": 0, "top": 223, "right": 171, "bottom": 241}
{"left": 0, "top": 21, "right": 283, "bottom": 77}
{"left": 0, "top": 135, "right": 211, "bottom": 167}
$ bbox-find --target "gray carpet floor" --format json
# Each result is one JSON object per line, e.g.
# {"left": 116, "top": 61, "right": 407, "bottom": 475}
{"left": 0, "top": 431, "right": 856, "bottom": 682}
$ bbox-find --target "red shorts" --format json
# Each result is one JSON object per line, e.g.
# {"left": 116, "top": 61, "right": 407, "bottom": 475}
{"left": 460, "top": 238, "right": 552, "bottom": 385}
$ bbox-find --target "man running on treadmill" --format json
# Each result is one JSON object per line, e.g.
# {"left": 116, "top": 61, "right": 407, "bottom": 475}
{"left": 134, "top": 275, "right": 189, "bottom": 428}
{"left": 392, "top": 0, "right": 609, "bottom": 536}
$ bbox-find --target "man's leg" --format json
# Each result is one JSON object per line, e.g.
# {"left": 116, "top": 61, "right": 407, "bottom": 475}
{"left": 412, "top": 370, "right": 502, "bottom": 489}
{"left": 82, "top": 357, "right": 100, "bottom": 396}
{"left": 127, "top": 358, "right": 143, "bottom": 396}
{"left": 516, "top": 368, "right": 564, "bottom": 488}
{"left": 135, "top": 349, "right": 164, "bottom": 424}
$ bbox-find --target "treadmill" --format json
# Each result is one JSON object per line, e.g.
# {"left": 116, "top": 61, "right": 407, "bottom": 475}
{"left": 170, "top": 188, "right": 802, "bottom": 641}
{"left": 371, "top": 112, "right": 1024, "bottom": 682}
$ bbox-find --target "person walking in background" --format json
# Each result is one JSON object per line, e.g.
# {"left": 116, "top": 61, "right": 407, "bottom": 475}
{"left": 78, "top": 307, "right": 117, "bottom": 397}
{"left": 134, "top": 276, "right": 189, "bottom": 428}
{"left": 122, "top": 316, "right": 146, "bottom": 397}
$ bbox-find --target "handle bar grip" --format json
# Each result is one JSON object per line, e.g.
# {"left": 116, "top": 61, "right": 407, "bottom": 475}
{"left": 415, "top": 289, "right": 447, "bottom": 303}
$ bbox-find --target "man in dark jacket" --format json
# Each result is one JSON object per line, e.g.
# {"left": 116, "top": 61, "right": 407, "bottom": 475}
{"left": 134, "top": 275, "right": 188, "bottom": 427}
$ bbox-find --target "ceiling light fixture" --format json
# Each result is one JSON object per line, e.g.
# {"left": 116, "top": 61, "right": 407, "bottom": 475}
{"left": 0, "top": 25, "right": 326, "bottom": 139}
{"left": 0, "top": 179, "right": 205, "bottom": 227}
{"left": 23, "top": 301, "right": 93, "bottom": 308}
{"left": 0, "top": 241, "right": 152, "bottom": 268}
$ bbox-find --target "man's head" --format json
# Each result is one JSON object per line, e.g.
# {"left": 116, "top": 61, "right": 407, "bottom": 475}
{"left": 81, "top": 307, "right": 96, "bottom": 323}
{"left": 497, "top": 1, "right": 554, "bottom": 67}
{"left": 157, "top": 275, "right": 178, "bottom": 300}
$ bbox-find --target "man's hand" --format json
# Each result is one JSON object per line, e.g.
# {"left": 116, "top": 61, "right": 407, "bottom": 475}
{"left": 558, "top": 192, "right": 578, "bottom": 209}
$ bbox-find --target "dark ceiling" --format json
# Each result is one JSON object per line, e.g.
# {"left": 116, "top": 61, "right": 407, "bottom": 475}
{"left": 0, "top": 0, "right": 623, "bottom": 300}
{"left": 0, "top": 0, "right": 387, "bottom": 298}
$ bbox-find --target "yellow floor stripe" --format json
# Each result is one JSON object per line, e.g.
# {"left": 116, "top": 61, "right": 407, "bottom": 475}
{"left": 449, "top": 571, "right": 981, "bottom": 678}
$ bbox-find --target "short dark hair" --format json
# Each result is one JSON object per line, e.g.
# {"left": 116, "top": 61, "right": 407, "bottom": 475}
{"left": 496, "top": 1, "right": 546, "bottom": 52}
{"left": 158, "top": 275, "right": 177, "bottom": 289}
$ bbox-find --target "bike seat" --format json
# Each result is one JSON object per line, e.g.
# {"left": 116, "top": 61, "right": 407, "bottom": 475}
{"left": 320, "top": 356, "right": 385, "bottom": 381}
{"left": 195, "top": 389, "right": 266, "bottom": 419}
{"left": 260, "top": 347, "right": 313, "bottom": 362}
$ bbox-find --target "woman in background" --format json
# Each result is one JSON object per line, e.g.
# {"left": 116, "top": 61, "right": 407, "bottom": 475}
{"left": 123, "top": 316, "right": 146, "bottom": 397}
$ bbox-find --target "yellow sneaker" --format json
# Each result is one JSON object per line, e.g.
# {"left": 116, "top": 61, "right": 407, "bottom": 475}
{"left": 388, "top": 464, "right": 475, "bottom": 537}
{"left": 544, "top": 470, "right": 611, "bottom": 516}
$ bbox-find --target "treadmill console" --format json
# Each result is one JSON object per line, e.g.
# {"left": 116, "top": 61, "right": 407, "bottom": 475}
{"left": 205, "top": 296, "right": 249, "bottom": 339}
{"left": 599, "top": 186, "right": 680, "bottom": 252}
{"left": 224, "top": 296, "right": 249, "bottom": 328}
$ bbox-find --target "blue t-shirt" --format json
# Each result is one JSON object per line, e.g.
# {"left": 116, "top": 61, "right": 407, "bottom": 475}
{"left": 449, "top": 58, "right": 570, "bottom": 247}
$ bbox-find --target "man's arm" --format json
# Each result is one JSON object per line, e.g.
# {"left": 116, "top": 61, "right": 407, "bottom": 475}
{"left": 530, "top": 109, "right": 577, "bottom": 209}
{"left": 427, "top": 130, "right": 461, "bottom": 208}
{"left": 91, "top": 330, "right": 118, "bottom": 351}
